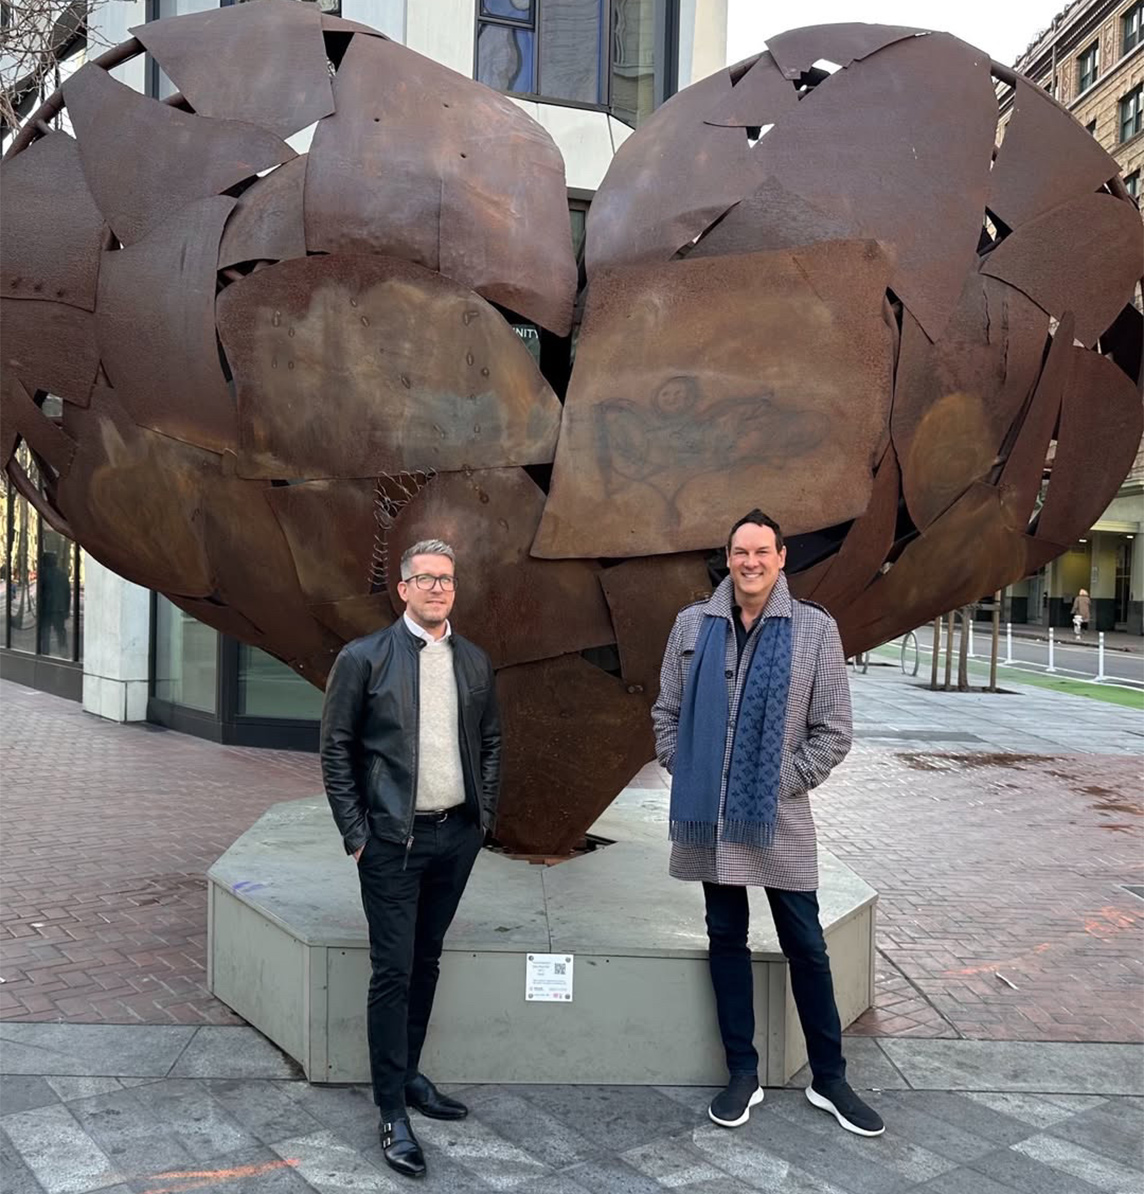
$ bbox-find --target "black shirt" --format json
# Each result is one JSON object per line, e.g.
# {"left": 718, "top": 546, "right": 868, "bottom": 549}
{"left": 731, "top": 605, "right": 761, "bottom": 666}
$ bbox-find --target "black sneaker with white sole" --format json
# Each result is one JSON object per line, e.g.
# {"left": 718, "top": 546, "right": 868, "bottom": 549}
{"left": 806, "top": 1080, "right": 885, "bottom": 1136}
{"left": 708, "top": 1074, "right": 765, "bottom": 1128}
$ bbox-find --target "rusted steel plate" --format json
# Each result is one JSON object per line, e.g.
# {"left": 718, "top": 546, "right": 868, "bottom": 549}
{"left": 586, "top": 67, "right": 759, "bottom": 275}
{"left": 765, "top": 22, "right": 927, "bottom": 78}
{"left": 981, "top": 193, "right": 1144, "bottom": 348}
{"left": 310, "top": 592, "right": 397, "bottom": 644}
{"left": 1, "top": 376, "right": 77, "bottom": 479}
{"left": 387, "top": 468, "right": 614, "bottom": 670}
{"left": 266, "top": 479, "right": 378, "bottom": 604}
{"left": 131, "top": 0, "right": 334, "bottom": 139}
{"left": 989, "top": 78, "right": 1120, "bottom": 230}
{"left": 289, "top": 643, "right": 342, "bottom": 691}
{"left": 534, "top": 241, "right": 894, "bottom": 558}
{"left": 598, "top": 553, "right": 712, "bottom": 703}
{"left": 689, "top": 175, "right": 854, "bottom": 259}
{"left": 787, "top": 556, "right": 835, "bottom": 601}
{"left": 320, "top": 13, "right": 387, "bottom": 36}
{"left": 57, "top": 389, "right": 216, "bottom": 596}
{"left": 837, "top": 482, "right": 1028, "bottom": 657}
{"left": 0, "top": 132, "right": 104, "bottom": 310}
{"left": 704, "top": 51, "right": 799, "bottom": 127}
{"left": 998, "top": 313, "right": 1075, "bottom": 533}
{"left": 493, "top": 654, "right": 656, "bottom": 856}
{"left": 812, "top": 443, "right": 900, "bottom": 614}
{"left": 168, "top": 595, "right": 269, "bottom": 648}
{"left": 218, "top": 156, "right": 307, "bottom": 269}
{"left": 755, "top": 33, "right": 997, "bottom": 341}
{"left": 1035, "top": 347, "right": 1144, "bottom": 548}
{"left": 96, "top": 195, "right": 239, "bottom": 454}
{"left": 892, "top": 275, "right": 1049, "bottom": 530}
{"left": 217, "top": 254, "right": 562, "bottom": 479}
{"left": 62, "top": 62, "right": 293, "bottom": 246}
{"left": 305, "top": 34, "right": 575, "bottom": 335}
{"left": 1100, "top": 302, "right": 1144, "bottom": 393}
{"left": 0, "top": 298, "right": 100, "bottom": 406}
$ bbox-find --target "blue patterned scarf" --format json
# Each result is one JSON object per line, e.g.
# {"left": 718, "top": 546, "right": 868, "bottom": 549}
{"left": 669, "top": 611, "right": 792, "bottom": 848}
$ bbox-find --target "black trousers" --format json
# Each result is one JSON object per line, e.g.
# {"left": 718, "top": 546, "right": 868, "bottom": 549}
{"left": 357, "top": 810, "right": 484, "bottom": 1112}
{"left": 703, "top": 882, "right": 845, "bottom": 1085}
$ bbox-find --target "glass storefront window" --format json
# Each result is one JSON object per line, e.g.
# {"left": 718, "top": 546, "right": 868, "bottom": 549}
{"left": 238, "top": 644, "right": 324, "bottom": 719}
{"left": 8, "top": 445, "right": 40, "bottom": 654}
{"left": 153, "top": 595, "right": 219, "bottom": 712}
{"left": 38, "top": 526, "right": 76, "bottom": 659}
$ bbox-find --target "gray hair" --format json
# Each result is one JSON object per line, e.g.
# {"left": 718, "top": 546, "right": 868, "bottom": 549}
{"left": 400, "top": 539, "right": 456, "bottom": 580}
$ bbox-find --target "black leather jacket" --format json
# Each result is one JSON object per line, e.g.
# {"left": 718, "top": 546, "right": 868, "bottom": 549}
{"left": 320, "top": 620, "right": 502, "bottom": 854}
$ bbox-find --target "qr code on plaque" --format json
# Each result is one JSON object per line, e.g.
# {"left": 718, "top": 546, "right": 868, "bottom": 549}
{"left": 554, "top": 963, "right": 566, "bottom": 976}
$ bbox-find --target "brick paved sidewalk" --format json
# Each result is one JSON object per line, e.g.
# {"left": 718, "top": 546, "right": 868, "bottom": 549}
{"left": 2, "top": 678, "right": 1142, "bottom": 1044}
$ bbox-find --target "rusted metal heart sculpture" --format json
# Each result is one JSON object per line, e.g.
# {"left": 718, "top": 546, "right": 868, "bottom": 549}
{"left": 3, "top": 8, "right": 1141, "bottom": 854}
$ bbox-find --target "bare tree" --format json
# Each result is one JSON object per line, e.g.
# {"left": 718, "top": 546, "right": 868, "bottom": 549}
{"left": 0, "top": 0, "right": 108, "bottom": 135}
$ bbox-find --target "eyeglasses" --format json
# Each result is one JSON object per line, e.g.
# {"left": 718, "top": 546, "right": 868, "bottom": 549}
{"left": 406, "top": 573, "right": 456, "bottom": 592}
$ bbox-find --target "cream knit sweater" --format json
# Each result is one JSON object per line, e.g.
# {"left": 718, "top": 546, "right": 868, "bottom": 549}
{"left": 415, "top": 637, "right": 466, "bottom": 812}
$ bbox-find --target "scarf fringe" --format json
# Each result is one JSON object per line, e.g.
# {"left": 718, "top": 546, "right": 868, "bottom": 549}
{"left": 720, "top": 819, "right": 777, "bottom": 849}
{"left": 669, "top": 820, "right": 719, "bottom": 847}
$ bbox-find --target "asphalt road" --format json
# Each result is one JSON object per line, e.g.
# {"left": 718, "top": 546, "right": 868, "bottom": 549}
{"left": 894, "top": 624, "right": 1144, "bottom": 690}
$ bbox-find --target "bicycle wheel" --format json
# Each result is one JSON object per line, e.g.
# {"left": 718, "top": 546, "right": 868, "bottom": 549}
{"left": 900, "top": 631, "right": 919, "bottom": 676}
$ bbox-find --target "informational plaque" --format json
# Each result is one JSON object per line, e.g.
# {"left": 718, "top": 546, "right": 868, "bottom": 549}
{"left": 525, "top": 953, "right": 574, "bottom": 1002}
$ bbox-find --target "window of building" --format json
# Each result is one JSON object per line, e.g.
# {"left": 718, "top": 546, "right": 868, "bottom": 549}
{"left": 476, "top": 0, "right": 676, "bottom": 126}
{"left": 1077, "top": 41, "right": 1099, "bottom": 94}
{"left": 1125, "top": 2, "right": 1143, "bottom": 55}
{"left": 237, "top": 643, "right": 324, "bottom": 719}
{"left": 1126, "top": 169, "right": 1141, "bottom": 198}
{"left": 1121, "top": 84, "right": 1143, "bottom": 142}
{"left": 2, "top": 439, "right": 83, "bottom": 665}
{"left": 153, "top": 596, "right": 219, "bottom": 712}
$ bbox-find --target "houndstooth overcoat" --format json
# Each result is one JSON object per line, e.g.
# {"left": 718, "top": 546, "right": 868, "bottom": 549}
{"left": 651, "top": 571, "right": 852, "bottom": 891}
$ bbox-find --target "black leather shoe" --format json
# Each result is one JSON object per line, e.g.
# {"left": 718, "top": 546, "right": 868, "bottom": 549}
{"left": 405, "top": 1073, "right": 469, "bottom": 1120}
{"left": 379, "top": 1115, "right": 426, "bottom": 1179}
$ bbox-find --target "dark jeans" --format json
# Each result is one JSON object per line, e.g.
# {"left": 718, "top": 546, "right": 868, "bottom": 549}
{"left": 357, "top": 810, "right": 483, "bottom": 1112}
{"left": 703, "top": 882, "right": 845, "bottom": 1085}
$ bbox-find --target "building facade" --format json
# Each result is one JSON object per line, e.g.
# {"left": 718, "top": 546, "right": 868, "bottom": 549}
{"left": 998, "top": 0, "right": 1144, "bottom": 633}
{"left": 0, "top": 0, "right": 729, "bottom": 742}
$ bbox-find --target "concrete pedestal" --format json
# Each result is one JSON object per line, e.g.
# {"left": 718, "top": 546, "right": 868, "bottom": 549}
{"left": 207, "top": 795, "right": 876, "bottom": 1087}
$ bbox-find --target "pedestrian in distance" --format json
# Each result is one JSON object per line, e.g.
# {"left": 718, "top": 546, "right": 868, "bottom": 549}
{"left": 652, "top": 509, "right": 885, "bottom": 1137}
{"left": 1072, "top": 588, "right": 1091, "bottom": 638}
{"left": 320, "top": 538, "right": 501, "bottom": 1181}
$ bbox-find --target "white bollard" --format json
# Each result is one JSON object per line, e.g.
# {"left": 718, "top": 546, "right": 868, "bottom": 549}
{"left": 968, "top": 620, "right": 975, "bottom": 658}
{"left": 1005, "top": 622, "right": 1013, "bottom": 664}
{"left": 1096, "top": 631, "right": 1106, "bottom": 683}
{"left": 1047, "top": 627, "right": 1056, "bottom": 673}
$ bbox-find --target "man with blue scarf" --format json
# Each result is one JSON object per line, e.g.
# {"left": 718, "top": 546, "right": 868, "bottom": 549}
{"left": 652, "top": 509, "right": 884, "bottom": 1137}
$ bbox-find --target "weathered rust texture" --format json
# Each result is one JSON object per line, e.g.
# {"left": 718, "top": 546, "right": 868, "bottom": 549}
{"left": 95, "top": 195, "right": 239, "bottom": 454}
{"left": 0, "top": 132, "right": 104, "bottom": 310}
{"left": 998, "top": 312, "right": 1075, "bottom": 532}
{"left": 493, "top": 654, "right": 656, "bottom": 855}
{"left": 305, "top": 34, "right": 575, "bottom": 334}
{"left": 57, "top": 389, "right": 216, "bottom": 596}
{"left": 131, "top": 0, "right": 334, "bottom": 139}
{"left": 218, "top": 156, "right": 307, "bottom": 269}
{"left": 988, "top": 78, "right": 1121, "bottom": 229}
{"left": 892, "top": 275, "right": 1049, "bottom": 530}
{"left": 168, "top": 596, "right": 269, "bottom": 648}
{"left": 535, "top": 241, "right": 893, "bottom": 558}
{"left": 0, "top": 298, "right": 101, "bottom": 405}
{"left": 586, "top": 67, "right": 759, "bottom": 274}
{"left": 598, "top": 554, "right": 712, "bottom": 703}
{"left": 765, "top": 22, "right": 926, "bottom": 78}
{"left": 703, "top": 51, "right": 799, "bottom": 127}
{"left": 216, "top": 254, "right": 562, "bottom": 479}
{"left": 1035, "top": 347, "right": 1144, "bottom": 547}
{"left": 265, "top": 479, "right": 379, "bottom": 604}
{"left": 753, "top": 33, "right": 998, "bottom": 341}
{"left": 388, "top": 468, "right": 615, "bottom": 670}
{"left": 810, "top": 443, "right": 901, "bottom": 614}
{"left": 688, "top": 175, "right": 853, "bottom": 259}
{"left": 981, "top": 192, "right": 1144, "bottom": 348}
{"left": 310, "top": 593, "right": 397, "bottom": 644}
{"left": 62, "top": 62, "right": 292, "bottom": 246}
{"left": 320, "top": 13, "right": 388, "bottom": 37}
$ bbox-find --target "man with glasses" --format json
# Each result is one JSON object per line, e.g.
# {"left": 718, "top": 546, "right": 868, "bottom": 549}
{"left": 321, "top": 538, "right": 501, "bottom": 1181}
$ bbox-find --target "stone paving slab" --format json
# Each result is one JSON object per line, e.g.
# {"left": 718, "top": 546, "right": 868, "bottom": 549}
{"left": 0, "top": 1023, "right": 197, "bottom": 1076}
{"left": 0, "top": 1033, "right": 1141, "bottom": 1194}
